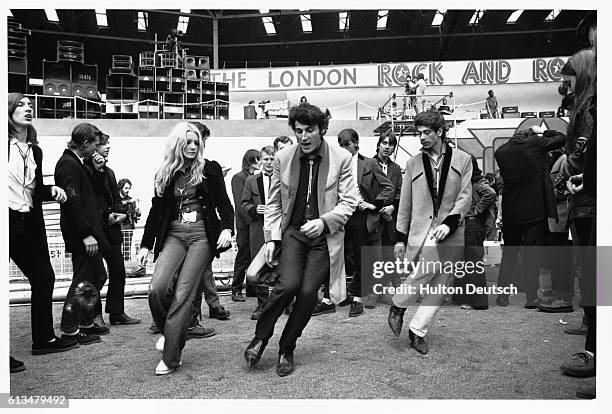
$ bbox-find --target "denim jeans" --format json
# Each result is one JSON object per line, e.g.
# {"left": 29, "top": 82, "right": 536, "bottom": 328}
{"left": 148, "top": 220, "right": 213, "bottom": 368}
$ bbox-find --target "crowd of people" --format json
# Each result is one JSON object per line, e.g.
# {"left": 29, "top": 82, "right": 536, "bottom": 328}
{"left": 7, "top": 12, "right": 596, "bottom": 399}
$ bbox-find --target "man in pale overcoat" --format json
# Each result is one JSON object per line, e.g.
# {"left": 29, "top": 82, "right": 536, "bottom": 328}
{"left": 244, "top": 103, "right": 357, "bottom": 377}
{"left": 388, "top": 110, "right": 472, "bottom": 354}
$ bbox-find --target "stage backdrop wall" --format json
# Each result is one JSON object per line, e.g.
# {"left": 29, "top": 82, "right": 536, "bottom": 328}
{"left": 213, "top": 56, "right": 567, "bottom": 120}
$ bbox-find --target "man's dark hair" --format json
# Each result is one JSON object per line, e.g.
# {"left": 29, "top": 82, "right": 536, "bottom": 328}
{"left": 118, "top": 178, "right": 132, "bottom": 189}
{"left": 488, "top": 90, "right": 494, "bottom": 96}
{"left": 288, "top": 103, "right": 331, "bottom": 135}
{"left": 273, "top": 135, "right": 293, "bottom": 149}
{"left": 376, "top": 130, "right": 398, "bottom": 154}
{"left": 241, "top": 149, "right": 261, "bottom": 172}
{"left": 68, "top": 123, "right": 101, "bottom": 149}
{"left": 337, "top": 128, "right": 359, "bottom": 150}
{"left": 413, "top": 110, "right": 447, "bottom": 140}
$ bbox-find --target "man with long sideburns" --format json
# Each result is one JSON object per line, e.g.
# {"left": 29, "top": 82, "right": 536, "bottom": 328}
{"left": 244, "top": 103, "right": 356, "bottom": 376}
{"left": 388, "top": 111, "right": 472, "bottom": 354}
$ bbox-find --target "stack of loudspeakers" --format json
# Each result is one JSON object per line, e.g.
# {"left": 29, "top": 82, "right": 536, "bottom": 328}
{"left": 57, "top": 40, "right": 84, "bottom": 63}
{"left": 184, "top": 55, "right": 211, "bottom": 81}
{"left": 106, "top": 54, "right": 138, "bottom": 119}
{"left": 8, "top": 18, "right": 29, "bottom": 93}
{"left": 110, "top": 55, "right": 134, "bottom": 75}
{"left": 43, "top": 60, "right": 99, "bottom": 99}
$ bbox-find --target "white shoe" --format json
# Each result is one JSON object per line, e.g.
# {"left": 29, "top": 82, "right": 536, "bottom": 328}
{"left": 155, "top": 359, "right": 182, "bottom": 375}
{"left": 155, "top": 360, "right": 174, "bottom": 375}
{"left": 156, "top": 335, "right": 165, "bottom": 352}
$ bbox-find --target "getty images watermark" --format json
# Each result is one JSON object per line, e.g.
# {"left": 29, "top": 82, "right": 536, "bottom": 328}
{"left": 369, "top": 257, "right": 518, "bottom": 296}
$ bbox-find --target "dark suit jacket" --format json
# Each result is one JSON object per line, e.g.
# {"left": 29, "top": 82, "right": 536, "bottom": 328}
{"left": 84, "top": 160, "right": 127, "bottom": 246}
{"left": 231, "top": 169, "right": 252, "bottom": 229}
{"left": 54, "top": 149, "right": 110, "bottom": 254}
{"left": 356, "top": 154, "right": 394, "bottom": 234}
{"left": 494, "top": 129, "right": 566, "bottom": 227}
{"left": 141, "top": 159, "right": 235, "bottom": 261}
{"left": 376, "top": 156, "right": 403, "bottom": 242}
{"left": 242, "top": 172, "right": 267, "bottom": 257}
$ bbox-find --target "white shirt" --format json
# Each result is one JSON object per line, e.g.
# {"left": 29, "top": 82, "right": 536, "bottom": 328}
{"left": 8, "top": 138, "right": 37, "bottom": 212}
{"left": 262, "top": 172, "right": 272, "bottom": 201}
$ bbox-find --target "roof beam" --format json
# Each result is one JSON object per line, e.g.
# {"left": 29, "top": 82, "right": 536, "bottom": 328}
{"left": 218, "top": 27, "right": 576, "bottom": 48}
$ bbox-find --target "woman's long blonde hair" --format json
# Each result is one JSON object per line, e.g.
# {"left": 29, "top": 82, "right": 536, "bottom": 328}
{"left": 154, "top": 122, "right": 206, "bottom": 196}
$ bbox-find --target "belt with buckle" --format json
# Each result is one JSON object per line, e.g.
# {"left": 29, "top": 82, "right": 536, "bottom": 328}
{"left": 177, "top": 211, "right": 204, "bottom": 223}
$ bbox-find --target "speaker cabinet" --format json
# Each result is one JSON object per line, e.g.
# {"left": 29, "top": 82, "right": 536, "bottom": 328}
{"left": 57, "top": 40, "right": 84, "bottom": 63}
{"left": 520, "top": 112, "right": 537, "bottom": 118}
{"left": 501, "top": 106, "right": 518, "bottom": 114}
{"left": 539, "top": 111, "right": 556, "bottom": 118}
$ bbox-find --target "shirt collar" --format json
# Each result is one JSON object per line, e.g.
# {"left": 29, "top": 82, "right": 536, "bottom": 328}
{"left": 421, "top": 142, "right": 447, "bottom": 159}
{"left": 69, "top": 149, "right": 85, "bottom": 164}
{"left": 298, "top": 141, "right": 324, "bottom": 160}
{"left": 10, "top": 137, "right": 30, "bottom": 146}
{"left": 376, "top": 154, "right": 390, "bottom": 165}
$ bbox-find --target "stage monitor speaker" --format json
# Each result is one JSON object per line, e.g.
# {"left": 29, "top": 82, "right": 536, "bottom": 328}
{"left": 8, "top": 57, "right": 27, "bottom": 74}
{"left": 198, "top": 56, "right": 210, "bottom": 69}
{"left": 539, "top": 111, "right": 556, "bottom": 118}
{"left": 480, "top": 113, "right": 491, "bottom": 119}
{"left": 501, "top": 112, "right": 520, "bottom": 119}
{"left": 110, "top": 67, "right": 134, "bottom": 75}
{"left": 71, "top": 62, "right": 98, "bottom": 99}
{"left": 43, "top": 60, "right": 71, "bottom": 96}
{"left": 501, "top": 106, "right": 518, "bottom": 113}
{"left": 140, "top": 51, "right": 156, "bottom": 67}
{"left": 184, "top": 56, "right": 197, "bottom": 69}
{"left": 520, "top": 112, "right": 537, "bottom": 118}
{"left": 112, "top": 55, "right": 133, "bottom": 71}
{"left": 57, "top": 40, "right": 84, "bottom": 62}
{"left": 359, "top": 116, "right": 373, "bottom": 120}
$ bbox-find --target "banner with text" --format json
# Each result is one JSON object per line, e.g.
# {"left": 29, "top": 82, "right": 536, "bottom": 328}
{"left": 209, "top": 56, "right": 568, "bottom": 92}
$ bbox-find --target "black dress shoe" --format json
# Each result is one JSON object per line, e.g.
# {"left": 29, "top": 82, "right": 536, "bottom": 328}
{"left": 209, "top": 306, "right": 230, "bottom": 320}
{"left": 496, "top": 295, "right": 509, "bottom": 307}
{"left": 244, "top": 337, "right": 268, "bottom": 366}
{"left": 349, "top": 301, "right": 363, "bottom": 317}
{"left": 10, "top": 356, "right": 25, "bottom": 373}
{"left": 80, "top": 323, "right": 110, "bottom": 336}
{"left": 408, "top": 329, "right": 429, "bottom": 354}
{"left": 276, "top": 352, "right": 295, "bottom": 377}
{"left": 110, "top": 313, "right": 142, "bottom": 325}
{"left": 338, "top": 295, "right": 354, "bottom": 307}
{"left": 388, "top": 305, "right": 406, "bottom": 337}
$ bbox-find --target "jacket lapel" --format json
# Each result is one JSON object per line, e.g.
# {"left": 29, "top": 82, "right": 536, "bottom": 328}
{"left": 357, "top": 153, "right": 365, "bottom": 186}
{"left": 317, "top": 141, "right": 330, "bottom": 214}
{"left": 421, "top": 153, "right": 436, "bottom": 209}
{"left": 256, "top": 173, "right": 265, "bottom": 204}
{"left": 286, "top": 146, "right": 301, "bottom": 218}
{"left": 437, "top": 145, "right": 453, "bottom": 209}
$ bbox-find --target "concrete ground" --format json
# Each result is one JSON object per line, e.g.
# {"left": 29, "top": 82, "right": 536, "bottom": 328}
{"left": 9, "top": 278, "right": 595, "bottom": 400}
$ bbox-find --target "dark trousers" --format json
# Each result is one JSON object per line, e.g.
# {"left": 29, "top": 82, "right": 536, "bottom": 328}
{"left": 345, "top": 211, "right": 368, "bottom": 298}
{"left": 380, "top": 224, "right": 401, "bottom": 288}
{"left": 103, "top": 244, "right": 126, "bottom": 315}
{"left": 231, "top": 226, "right": 251, "bottom": 295}
{"left": 192, "top": 264, "right": 219, "bottom": 325}
{"left": 453, "top": 217, "right": 488, "bottom": 307}
{"left": 571, "top": 217, "right": 596, "bottom": 354}
{"left": 547, "top": 232, "right": 573, "bottom": 297}
{"left": 60, "top": 250, "right": 107, "bottom": 334}
{"left": 9, "top": 209, "right": 56, "bottom": 344}
{"left": 255, "top": 227, "right": 329, "bottom": 354}
{"left": 498, "top": 220, "right": 548, "bottom": 301}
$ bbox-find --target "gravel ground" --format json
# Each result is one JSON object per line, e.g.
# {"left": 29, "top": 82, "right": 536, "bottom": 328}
{"left": 9, "top": 280, "right": 595, "bottom": 400}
